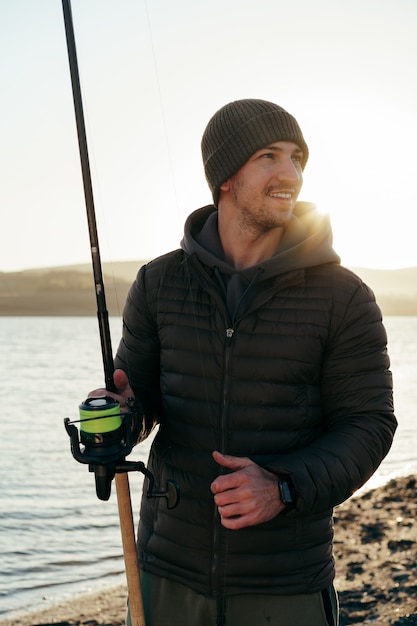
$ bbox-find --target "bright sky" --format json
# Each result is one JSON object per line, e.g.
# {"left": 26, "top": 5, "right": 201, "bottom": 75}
{"left": 1, "top": 0, "right": 416, "bottom": 272}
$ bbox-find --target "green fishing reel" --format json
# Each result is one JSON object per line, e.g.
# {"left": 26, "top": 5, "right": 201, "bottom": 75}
{"left": 78, "top": 396, "right": 126, "bottom": 457}
{"left": 64, "top": 396, "right": 135, "bottom": 500}
{"left": 64, "top": 397, "right": 179, "bottom": 508}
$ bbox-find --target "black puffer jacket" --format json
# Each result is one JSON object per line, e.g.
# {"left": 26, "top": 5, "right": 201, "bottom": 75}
{"left": 114, "top": 203, "right": 396, "bottom": 597}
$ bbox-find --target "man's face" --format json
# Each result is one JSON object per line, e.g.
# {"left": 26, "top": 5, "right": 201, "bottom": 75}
{"left": 220, "top": 141, "right": 304, "bottom": 234}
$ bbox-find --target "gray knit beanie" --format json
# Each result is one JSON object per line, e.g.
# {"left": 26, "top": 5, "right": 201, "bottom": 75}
{"left": 201, "top": 99, "right": 309, "bottom": 205}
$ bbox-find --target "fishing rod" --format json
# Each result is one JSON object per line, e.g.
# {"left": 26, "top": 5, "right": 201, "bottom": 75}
{"left": 61, "top": 0, "right": 114, "bottom": 394}
{"left": 60, "top": 2, "right": 179, "bottom": 624}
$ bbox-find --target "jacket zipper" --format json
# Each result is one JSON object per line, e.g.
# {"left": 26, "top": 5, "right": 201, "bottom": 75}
{"left": 211, "top": 325, "right": 235, "bottom": 595}
{"left": 221, "top": 327, "right": 234, "bottom": 450}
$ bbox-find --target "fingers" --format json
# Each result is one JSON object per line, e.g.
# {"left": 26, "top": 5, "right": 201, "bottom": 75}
{"left": 211, "top": 451, "right": 253, "bottom": 496}
{"left": 113, "top": 368, "right": 133, "bottom": 395}
{"left": 88, "top": 388, "right": 110, "bottom": 399}
{"left": 88, "top": 369, "right": 135, "bottom": 411}
{"left": 212, "top": 450, "right": 251, "bottom": 471}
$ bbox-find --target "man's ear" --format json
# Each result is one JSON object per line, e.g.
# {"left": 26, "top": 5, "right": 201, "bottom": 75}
{"left": 219, "top": 179, "right": 230, "bottom": 192}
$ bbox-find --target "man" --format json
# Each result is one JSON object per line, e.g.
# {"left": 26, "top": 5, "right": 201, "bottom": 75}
{"left": 92, "top": 99, "right": 396, "bottom": 625}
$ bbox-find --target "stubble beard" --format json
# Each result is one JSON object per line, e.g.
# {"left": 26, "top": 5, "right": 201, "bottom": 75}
{"left": 232, "top": 184, "right": 294, "bottom": 238}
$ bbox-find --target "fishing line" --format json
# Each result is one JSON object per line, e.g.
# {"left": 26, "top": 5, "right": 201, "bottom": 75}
{"left": 143, "top": 0, "right": 184, "bottom": 233}
{"left": 132, "top": 0, "right": 221, "bottom": 456}
{"left": 141, "top": 2, "right": 220, "bottom": 447}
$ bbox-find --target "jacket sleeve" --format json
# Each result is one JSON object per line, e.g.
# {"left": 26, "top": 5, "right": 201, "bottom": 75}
{"left": 265, "top": 281, "right": 397, "bottom": 513}
{"left": 114, "top": 264, "right": 161, "bottom": 441}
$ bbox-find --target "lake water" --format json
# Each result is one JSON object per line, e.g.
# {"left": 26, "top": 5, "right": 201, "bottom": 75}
{"left": 0, "top": 316, "right": 416, "bottom": 619}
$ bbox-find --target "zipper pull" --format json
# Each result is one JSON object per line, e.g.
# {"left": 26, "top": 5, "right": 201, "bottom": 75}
{"left": 226, "top": 328, "right": 234, "bottom": 339}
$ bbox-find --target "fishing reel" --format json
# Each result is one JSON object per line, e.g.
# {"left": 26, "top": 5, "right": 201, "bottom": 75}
{"left": 64, "top": 396, "right": 179, "bottom": 508}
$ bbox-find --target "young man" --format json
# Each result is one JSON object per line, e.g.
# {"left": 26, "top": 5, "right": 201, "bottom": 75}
{"left": 92, "top": 99, "right": 396, "bottom": 625}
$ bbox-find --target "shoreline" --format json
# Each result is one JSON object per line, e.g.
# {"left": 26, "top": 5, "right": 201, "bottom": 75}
{"left": 2, "top": 475, "right": 417, "bottom": 626}
{"left": 0, "top": 583, "right": 128, "bottom": 626}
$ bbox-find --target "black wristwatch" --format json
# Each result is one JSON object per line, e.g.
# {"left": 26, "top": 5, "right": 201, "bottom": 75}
{"left": 278, "top": 478, "right": 297, "bottom": 510}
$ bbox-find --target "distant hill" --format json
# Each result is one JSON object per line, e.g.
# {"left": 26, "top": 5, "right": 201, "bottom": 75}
{"left": 1, "top": 261, "right": 416, "bottom": 316}
{"left": 350, "top": 266, "right": 417, "bottom": 315}
{"left": 0, "top": 261, "right": 147, "bottom": 316}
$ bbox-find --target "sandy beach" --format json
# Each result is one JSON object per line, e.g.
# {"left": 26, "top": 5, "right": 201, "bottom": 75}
{"left": 1, "top": 475, "right": 416, "bottom": 626}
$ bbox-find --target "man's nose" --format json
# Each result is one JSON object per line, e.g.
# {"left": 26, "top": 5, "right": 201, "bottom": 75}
{"left": 275, "top": 158, "right": 301, "bottom": 182}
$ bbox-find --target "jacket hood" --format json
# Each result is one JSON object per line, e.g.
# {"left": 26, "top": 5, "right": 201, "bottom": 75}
{"left": 181, "top": 202, "right": 340, "bottom": 281}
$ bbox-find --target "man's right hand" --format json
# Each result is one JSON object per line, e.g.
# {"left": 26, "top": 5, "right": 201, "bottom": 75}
{"left": 88, "top": 368, "right": 135, "bottom": 412}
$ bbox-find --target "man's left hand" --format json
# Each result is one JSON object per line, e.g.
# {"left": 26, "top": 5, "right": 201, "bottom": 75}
{"left": 210, "top": 451, "right": 285, "bottom": 529}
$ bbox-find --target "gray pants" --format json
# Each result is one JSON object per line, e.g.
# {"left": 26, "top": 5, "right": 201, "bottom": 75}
{"left": 126, "top": 571, "right": 339, "bottom": 626}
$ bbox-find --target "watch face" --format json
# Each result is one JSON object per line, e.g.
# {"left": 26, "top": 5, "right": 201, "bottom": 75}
{"left": 279, "top": 479, "right": 295, "bottom": 504}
